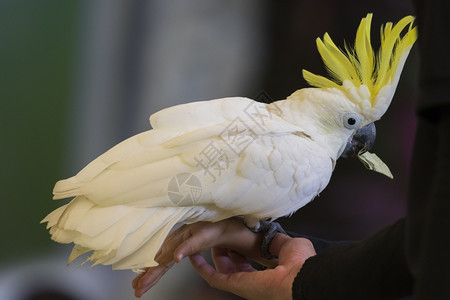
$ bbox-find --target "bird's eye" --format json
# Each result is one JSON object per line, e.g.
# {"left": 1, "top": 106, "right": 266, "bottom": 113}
{"left": 343, "top": 113, "right": 361, "bottom": 129}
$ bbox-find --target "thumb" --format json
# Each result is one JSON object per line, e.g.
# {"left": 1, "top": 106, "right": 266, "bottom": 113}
{"left": 278, "top": 237, "right": 316, "bottom": 267}
{"left": 268, "top": 233, "right": 292, "bottom": 257}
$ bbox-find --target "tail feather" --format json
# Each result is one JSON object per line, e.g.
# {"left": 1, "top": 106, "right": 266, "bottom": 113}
{"left": 53, "top": 177, "right": 83, "bottom": 200}
{"left": 112, "top": 216, "right": 180, "bottom": 270}
{"left": 111, "top": 208, "right": 189, "bottom": 269}
{"left": 42, "top": 195, "right": 200, "bottom": 271}
{"left": 66, "top": 199, "right": 134, "bottom": 237}
{"left": 111, "top": 206, "right": 203, "bottom": 270}
{"left": 49, "top": 197, "right": 153, "bottom": 250}
{"left": 67, "top": 245, "right": 91, "bottom": 265}
{"left": 87, "top": 207, "right": 190, "bottom": 269}
{"left": 74, "top": 207, "right": 155, "bottom": 251}
{"left": 41, "top": 204, "right": 69, "bottom": 228}
{"left": 57, "top": 196, "right": 95, "bottom": 231}
{"left": 49, "top": 227, "right": 77, "bottom": 244}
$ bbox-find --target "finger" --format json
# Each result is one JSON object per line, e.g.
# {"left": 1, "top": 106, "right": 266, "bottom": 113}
{"left": 132, "top": 269, "right": 147, "bottom": 289}
{"left": 211, "top": 247, "right": 238, "bottom": 273}
{"left": 174, "top": 227, "right": 218, "bottom": 262}
{"left": 155, "top": 225, "right": 191, "bottom": 262}
{"left": 227, "top": 250, "right": 256, "bottom": 272}
{"left": 133, "top": 262, "right": 175, "bottom": 297}
{"left": 134, "top": 269, "right": 166, "bottom": 298}
{"left": 189, "top": 253, "right": 249, "bottom": 298}
{"left": 278, "top": 238, "right": 316, "bottom": 266}
{"left": 134, "top": 285, "right": 151, "bottom": 298}
{"left": 267, "top": 232, "right": 292, "bottom": 257}
{"left": 134, "top": 223, "right": 223, "bottom": 297}
{"left": 189, "top": 253, "right": 223, "bottom": 282}
{"left": 139, "top": 262, "right": 174, "bottom": 288}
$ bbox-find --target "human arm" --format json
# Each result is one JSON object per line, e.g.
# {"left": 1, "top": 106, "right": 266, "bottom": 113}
{"left": 292, "top": 219, "right": 414, "bottom": 299}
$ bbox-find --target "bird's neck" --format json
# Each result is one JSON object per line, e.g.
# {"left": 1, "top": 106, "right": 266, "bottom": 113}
{"left": 271, "top": 94, "right": 349, "bottom": 160}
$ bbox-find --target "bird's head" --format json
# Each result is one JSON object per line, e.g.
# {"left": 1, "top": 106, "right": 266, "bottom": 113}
{"left": 301, "top": 13, "right": 417, "bottom": 177}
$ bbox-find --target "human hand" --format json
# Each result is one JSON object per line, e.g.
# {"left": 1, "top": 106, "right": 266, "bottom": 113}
{"left": 132, "top": 218, "right": 269, "bottom": 297}
{"left": 189, "top": 233, "right": 316, "bottom": 300}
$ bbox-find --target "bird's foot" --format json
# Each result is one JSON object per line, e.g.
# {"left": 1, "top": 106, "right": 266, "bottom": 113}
{"left": 245, "top": 219, "right": 287, "bottom": 259}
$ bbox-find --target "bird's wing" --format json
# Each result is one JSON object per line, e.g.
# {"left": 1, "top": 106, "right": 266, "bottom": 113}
{"left": 55, "top": 97, "right": 255, "bottom": 187}
{"left": 52, "top": 97, "right": 322, "bottom": 218}
{"left": 149, "top": 97, "right": 257, "bottom": 131}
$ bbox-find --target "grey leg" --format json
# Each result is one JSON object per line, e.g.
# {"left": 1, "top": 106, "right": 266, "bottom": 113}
{"left": 248, "top": 220, "right": 287, "bottom": 259}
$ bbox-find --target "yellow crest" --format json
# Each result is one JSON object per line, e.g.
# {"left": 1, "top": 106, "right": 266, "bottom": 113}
{"left": 303, "top": 14, "right": 417, "bottom": 121}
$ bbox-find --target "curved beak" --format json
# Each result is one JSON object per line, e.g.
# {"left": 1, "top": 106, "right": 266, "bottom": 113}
{"left": 341, "top": 123, "right": 376, "bottom": 159}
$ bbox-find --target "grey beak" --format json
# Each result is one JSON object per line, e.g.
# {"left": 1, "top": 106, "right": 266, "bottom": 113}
{"left": 341, "top": 123, "right": 376, "bottom": 159}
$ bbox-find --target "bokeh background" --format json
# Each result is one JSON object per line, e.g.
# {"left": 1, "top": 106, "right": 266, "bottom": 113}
{"left": 0, "top": 1, "right": 418, "bottom": 299}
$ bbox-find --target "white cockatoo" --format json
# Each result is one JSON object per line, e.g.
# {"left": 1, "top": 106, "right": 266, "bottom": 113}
{"left": 42, "top": 14, "right": 417, "bottom": 271}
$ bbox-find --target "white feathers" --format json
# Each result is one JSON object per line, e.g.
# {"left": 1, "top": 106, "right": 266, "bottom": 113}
{"left": 46, "top": 195, "right": 202, "bottom": 270}
{"left": 42, "top": 96, "right": 340, "bottom": 271}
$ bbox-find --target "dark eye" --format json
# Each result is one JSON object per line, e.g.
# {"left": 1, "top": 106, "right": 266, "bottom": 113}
{"left": 347, "top": 117, "right": 356, "bottom": 126}
{"left": 343, "top": 113, "right": 360, "bottom": 129}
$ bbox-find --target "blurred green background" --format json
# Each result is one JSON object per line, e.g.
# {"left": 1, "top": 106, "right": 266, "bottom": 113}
{"left": 0, "top": 0, "right": 79, "bottom": 261}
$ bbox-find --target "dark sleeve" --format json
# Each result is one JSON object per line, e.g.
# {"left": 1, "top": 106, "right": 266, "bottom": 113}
{"left": 407, "top": 0, "right": 450, "bottom": 298}
{"left": 413, "top": 0, "right": 450, "bottom": 117}
{"left": 287, "top": 232, "right": 354, "bottom": 254}
{"left": 408, "top": 109, "right": 450, "bottom": 299}
{"left": 292, "top": 219, "right": 413, "bottom": 300}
